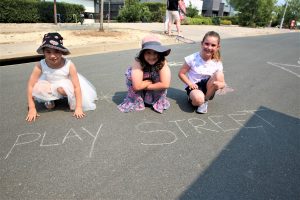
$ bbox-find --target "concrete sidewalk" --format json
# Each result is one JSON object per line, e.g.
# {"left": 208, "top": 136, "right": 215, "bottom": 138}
{"left": 0, "top": 22, "right": 293, "bottom": 62}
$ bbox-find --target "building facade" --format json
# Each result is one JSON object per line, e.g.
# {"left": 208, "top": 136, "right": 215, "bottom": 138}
{"left": 202, "top": 0, "right": 232, "bottom": 17}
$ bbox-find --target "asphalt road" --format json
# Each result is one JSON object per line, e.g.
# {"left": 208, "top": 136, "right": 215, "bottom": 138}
{"left": 1, "top": 32, "right": 299, "bottom": 200}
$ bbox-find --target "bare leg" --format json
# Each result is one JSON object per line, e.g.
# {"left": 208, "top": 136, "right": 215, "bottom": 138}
{"left": 189, "top": 89, "right": 205, "bottom": 107}
{"left": 57, "top": 87, "right": 67, "bottom": 96}
{"left": 175, "top": 19, "right": 181, "bottom": 36}
{"left": 206, "top": 71, "right": 225, "bottom": 100}
{"left": 164, "top": 10, "right": 169, "bottom": 33}
{"left": 168, "top": 20, "right": 172, "bottom": 35}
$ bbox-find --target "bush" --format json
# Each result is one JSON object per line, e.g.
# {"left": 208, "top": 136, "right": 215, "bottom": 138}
{"left": 0, "top": 0, "right": 39, "bottom": 23}
{"left": 117, "top": 5, "right": 140, "bottom": 22}
{"left": 221, "top": 16, "right": 238, "bottom": 25}
{"left": 117, "top": 2, "right": 165, "bottom": 22}
{"left": 186, "top": 3, "right": 200, "bottom": 18}
{"left": 220, "top": 19, "right": 232, "bottom": 25}
{"left": 0, "top": 0, "right": 84, "bottom": 23}
{"left": 38, "top": 1, "right": 84, "bottom": 23}
{"left": 184, "top": 17, "right": 212, "bottom": 25}
{"left": 143, "top": 2, "right": 165, "bottom": 22}
{"left": 212, "top": 17, "right": 220, "bottom": 25}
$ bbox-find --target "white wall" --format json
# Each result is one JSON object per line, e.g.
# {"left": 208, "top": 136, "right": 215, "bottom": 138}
{"left": 46, "top": 0, "right": 95, "bottom": 13}
{"left": 184, "top": 0, "right": 203, "bottom": 15}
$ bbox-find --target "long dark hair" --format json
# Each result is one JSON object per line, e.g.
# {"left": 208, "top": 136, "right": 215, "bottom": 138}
{"left": 135, "top": 50, "right": 166, "bottom": 72}
{"left": 201, "top": 31, "right": 221, "bottom": 61}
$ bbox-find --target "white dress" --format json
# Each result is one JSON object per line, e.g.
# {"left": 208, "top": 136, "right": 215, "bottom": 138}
{"left": 32, "top": 59, "right": 98, "bottom": 111}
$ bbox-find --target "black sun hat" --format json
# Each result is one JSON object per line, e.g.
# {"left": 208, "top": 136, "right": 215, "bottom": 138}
{"left": 36, "top": 32, "right": 70, "bottom": 55}
{"left": 138, "top": 35, "right": 171, "bottom": 57}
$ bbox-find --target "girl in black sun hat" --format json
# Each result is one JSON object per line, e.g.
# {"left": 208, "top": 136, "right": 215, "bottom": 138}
{"left": 26, "top": 32, "right": 98, "bottom": 122}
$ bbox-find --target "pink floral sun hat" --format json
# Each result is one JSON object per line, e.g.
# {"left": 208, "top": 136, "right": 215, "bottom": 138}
{"left": 139, "top": 35, "right": 171, "bottom": 57}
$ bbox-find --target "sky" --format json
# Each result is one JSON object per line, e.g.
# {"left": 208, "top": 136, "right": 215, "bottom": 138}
{"left": 277, "top": 0, "right": 286, "bottom": 5}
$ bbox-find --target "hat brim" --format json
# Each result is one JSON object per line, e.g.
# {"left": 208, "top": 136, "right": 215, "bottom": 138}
{"left": 36, "top": 44, "right": 70, "bottom": 55}
{"left": 142, "top": 44, "right": 171, "bottom": 57}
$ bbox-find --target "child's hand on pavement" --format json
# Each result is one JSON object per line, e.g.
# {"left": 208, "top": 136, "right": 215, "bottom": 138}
{"left": 26, "top": 108, "right": 40, "bottom": 122}
{"left": 73, "top": 107, "right": 86, "bottom": 119}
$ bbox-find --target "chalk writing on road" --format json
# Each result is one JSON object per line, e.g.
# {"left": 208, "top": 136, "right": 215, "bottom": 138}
{"left": 267, "top": 62, "right": 300, "bottom": 78}
{"left": 136, "top": 109, "right": 275, "bottom": 146}
{"left": 98, "top": 91, "right": 114, "bottom": 103}
{"left": 3, "top": 124, "right": 103, "bottom": 160}
{"left": 168, "top": 61, "right": 183, "bottom": 67}
{"left": 2, "top": 109, "right": 275, "bottom": 160}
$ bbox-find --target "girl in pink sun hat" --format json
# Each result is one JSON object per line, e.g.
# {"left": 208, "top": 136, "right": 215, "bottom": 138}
{"left": 118, "top": 35, "right": 171, "bottom": 113}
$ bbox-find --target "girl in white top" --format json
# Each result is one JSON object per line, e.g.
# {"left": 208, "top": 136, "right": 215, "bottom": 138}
{"left": 26, "top": 32, "right": 97, "bottom": 122}
{"left": 178, "top": 31, "right": 225, "bottom": 113}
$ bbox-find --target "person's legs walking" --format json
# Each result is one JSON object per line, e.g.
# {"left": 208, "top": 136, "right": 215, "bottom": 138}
{"left": 175, "top": 19, "right": 181, "bottom": 36}
{"left": 164, "top": 10, "right": 169, "bottom": 34}
{"left": 167, "top": 11, "right": 173, "bottom": 35}
{"left": 173, "top": 10, "right": 181, "bottom": 36}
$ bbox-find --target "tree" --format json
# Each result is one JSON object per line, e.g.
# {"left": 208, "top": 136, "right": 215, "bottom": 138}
{"left": 117, "top": 0, "right": 152, "bottom": 22}
{"left": 284, "top": 0, "right": 300, "bottom": 26}
{"left": 186, "top": 3, "right": 199, "bottom": 18}
{"left": 54, "top": 0, "right": 57, "bottom": 24}
{"left": 99, "top": 0, "right": 104, "bottom": 31}
{"left": 228, "top": 0, "right": 276, "bottom": 27}
{"left": 268, "top": 0, "right": 299, "bottom": 28}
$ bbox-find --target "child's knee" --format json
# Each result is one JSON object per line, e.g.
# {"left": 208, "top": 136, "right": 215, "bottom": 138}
{"left": 214, "top": 71, "right": 224, "bottom": 81}
{"left": 191, "top": 98, "right": 205, "bottom": 106}
{"left": 57, "top": 87, "right": 66, "bottom": 96}
{"left": 190, "top": 92, "right": 205, "bottom": 106}
{"left": 213, "top": 81, "right": 225, "bottom": 90}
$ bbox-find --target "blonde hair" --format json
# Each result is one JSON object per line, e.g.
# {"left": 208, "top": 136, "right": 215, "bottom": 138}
{"left": 201, "top": 31, "right": 221, "bottom": 61}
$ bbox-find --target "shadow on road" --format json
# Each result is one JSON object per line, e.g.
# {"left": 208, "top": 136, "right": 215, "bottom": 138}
{"left": 178, "top": 106, "right": 300, "bottom": 200}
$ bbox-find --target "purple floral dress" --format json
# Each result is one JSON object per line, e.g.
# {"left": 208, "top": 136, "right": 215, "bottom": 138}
{"left": 118, "top": 67, "right": 170, "bottom": 113}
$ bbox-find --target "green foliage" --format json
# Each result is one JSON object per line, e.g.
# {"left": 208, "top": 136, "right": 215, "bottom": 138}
{"left": 228, "top": 0, "right": 276, "bottom": 27}
{"left": 117, "top": 2, "right": 165, "bottom": 22}
{"left": 184, "top": 17, "right": 212, "bottom": 25}
{"left": 212, "top": 17, "right": 220, "bottom": 25}
{"left": 186, "top": 3, "right": 200, "bottom": 18}
{"left": 283, "top": 0, "right": 300, "bottom": 26}
{"left": 0, "top": 0, "right": 84, "bottom": 23}
{"left": 125, "top": 0, "right": 139, "bottom": 6}
{"left": 221, "top": 16, "right": 238, "bottom": 25}
{"left": 220, "top": 19, "right": 232, "bottom": 25}
{"left": 117, "top": 6, "right": 139, "bottom": 22}
{"left": 271, "top": 0, "right": 300, "bottom": 28}
{"left": 0, "top": 0, "right": 39, "bottom": 23}
{"left": 143, "top": 2, "right": 166, "bottom": 22}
